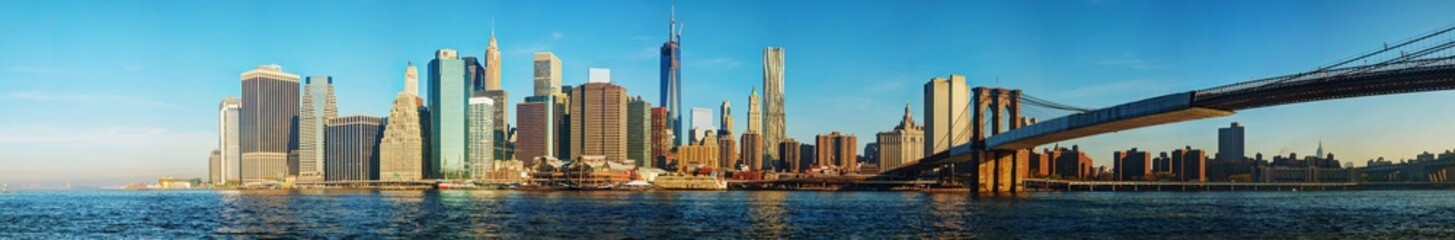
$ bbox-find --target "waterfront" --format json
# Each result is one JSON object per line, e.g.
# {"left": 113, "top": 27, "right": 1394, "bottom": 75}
{"left": 4, "top": 190, "right": 1455, "bottom": 238}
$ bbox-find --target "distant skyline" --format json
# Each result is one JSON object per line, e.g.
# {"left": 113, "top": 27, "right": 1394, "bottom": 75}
{"left": 4, "top": 0, "right": 1455, "bottom": 186}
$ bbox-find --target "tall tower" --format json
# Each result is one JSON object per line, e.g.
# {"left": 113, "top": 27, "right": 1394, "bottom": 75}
{"left": 429, "top": 49, "right": 469, "bottom": 179}
{"left": 1217, "top": 122, "right": 1244, "bottom": 162}
{"left": 484, "top": 29, "right": 502, "bottom": 91}
{"left": 924, "top": 74, "right": 969, "bottom": 155}
{"left": 299, "top": 75, "right": 338, "bottom": 182}
{"left": 468, "top": 96, "right": 495, "bottom": 178}
{"left": 239, "top": 64, "right": 300, "bottom": 183}
{"left": 660, "top": 3, "right": 684, "bottom": 146}
{"left": 628, "top": 97, "right": 653, "bottom": 166}
{"left": 380, "top": 63, "right": 427, "bottom": 181}
{"left": 746, "top": 89, "right": 760, "bottom": 133}
{"left": 569, "top": 80, "right": 630, "bottom": 162}
{"left": 762, "top": 47, "right": 787, "bottom": 165}
{"left": 217, "top": 97, "right": 241, "bottom": 184}
{"left": 533, "top": 52, "right": 562, "bottom": 97}
{"left": 720, "top": 100, "right": 733, "bottom": 136}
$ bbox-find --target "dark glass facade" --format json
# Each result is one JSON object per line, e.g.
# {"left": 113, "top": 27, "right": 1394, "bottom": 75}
{"left": 325, "top": 115, "right": 385, "bottom": 181}
{"left": 240, "top": 66, "right": 299, "bottom": 182}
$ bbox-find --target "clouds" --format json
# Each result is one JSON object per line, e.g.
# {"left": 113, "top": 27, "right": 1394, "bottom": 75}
{"left": 3, "top": 91, "right": 175, "bottom": 109}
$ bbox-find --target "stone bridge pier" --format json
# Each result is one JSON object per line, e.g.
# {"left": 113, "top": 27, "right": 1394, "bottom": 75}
{"left": 963, "top": 87, "right": 1031, "bottom": 193}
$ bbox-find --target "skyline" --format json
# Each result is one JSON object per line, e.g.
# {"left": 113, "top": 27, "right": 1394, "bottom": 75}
{"left": 5, "top": 0, "right": 1455, "bottom": 186}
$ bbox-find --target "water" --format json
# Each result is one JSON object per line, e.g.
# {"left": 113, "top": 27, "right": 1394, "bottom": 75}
{"left": 3, "top": 190, "right": 1455, "bottom": 238}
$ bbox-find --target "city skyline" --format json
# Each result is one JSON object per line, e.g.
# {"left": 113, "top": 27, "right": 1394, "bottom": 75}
{"left": 6, "top": 0, "right": 1455, "bottom": 186}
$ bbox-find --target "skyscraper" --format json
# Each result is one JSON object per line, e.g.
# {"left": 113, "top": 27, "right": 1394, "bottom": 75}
{"left": 239, "top": 64, "right": 299, "bottom": 183}
{"left": 380, "top": 63, "right": 427, "bottom": 181}
{"left": 299, "top": 75, "right": 338, "bottom": 182}
{"left": 468, "top": 97, "right": 495, "bottom": 179}
{"left": 762, "top": 47, "right": 787, "bottom": 167}
{"left": 484, "top": 30, "right": 502, "bottom": 91}
{"left": 924, "top": 74, "right": 969, "bottom": 155}
{"left": 720, "top": 100, "right": 733, "bottom": 136}
{"left": 877, "top": 104, "right": 925, "bottom": 173}
{"left": 464, "top": 57, "right": 486, "bottom": 92}
{"left": 517, "top": 96, "right": 559, "bottom": 165}
{"left": 628, "top": 97, "right": 652, "bottom": 166}
{"left": 430, "top": 49, "right": 469, "bottom": 179}
{"left": 660, "top": 5, "right": 684, "bottom": 147}
{"left": 217, "top": 97, "right": 241, "bottom": 184}
{"left": 533, "top": 52, "right": 562, "bottom": 97}
{"left": 569, "top": 77, "right": 629, "bottom": 162}
{"left": 816, "top": 131, "right": 858, "bottom": 171}
{"left": 746, "top": 89, "right": 761, "bottom": 134}
{"left": 1218, "top": 122, "right": 1245, "bottom": 161}
{"left": 324, "top": 115, "right": 384, "bottom": 181}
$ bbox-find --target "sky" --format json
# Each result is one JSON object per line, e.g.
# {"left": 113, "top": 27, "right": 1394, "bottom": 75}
{"left": 3, "top": 0, "right": 1455, "bottom": 187}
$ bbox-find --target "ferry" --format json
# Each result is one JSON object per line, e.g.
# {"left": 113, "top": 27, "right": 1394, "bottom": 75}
{"left": 2, "top": 183, "right": 8, "bottom": 193}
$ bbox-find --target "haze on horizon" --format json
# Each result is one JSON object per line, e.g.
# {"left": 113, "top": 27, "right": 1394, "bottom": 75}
{"left": 3, "top": 0, "right": 1455, "bottom": 187}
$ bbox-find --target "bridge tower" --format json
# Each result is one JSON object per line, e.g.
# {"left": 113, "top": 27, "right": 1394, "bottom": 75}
{"left": 968, "top": 87, "right": 1029, "bottom": 193}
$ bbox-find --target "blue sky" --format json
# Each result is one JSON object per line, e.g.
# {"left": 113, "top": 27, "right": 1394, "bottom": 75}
{"left": 3, "top": 0, "right": 1455, "bottom": 187}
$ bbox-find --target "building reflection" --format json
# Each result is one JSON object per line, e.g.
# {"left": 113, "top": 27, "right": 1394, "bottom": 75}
{"left": 746, "top": 191, "right": 789, "bottom": 237}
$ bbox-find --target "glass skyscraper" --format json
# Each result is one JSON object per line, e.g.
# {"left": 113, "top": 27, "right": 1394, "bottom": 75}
{"left": 299, "top": 75, "right": 338, "bottom": 182}
{"left": 429, "top": 49, "right": 469, "bottom": 180}
{"left": 239, "top": 64, "right": 299, "bottom": 183}
{"left": 661, "top": 6, "right": 683, "bottom": 147}
{"left": 762, "top": 47, "right": 787, "bottom": 165}
{"left": 324, "top": 115, "right": 384, "bottom": 181}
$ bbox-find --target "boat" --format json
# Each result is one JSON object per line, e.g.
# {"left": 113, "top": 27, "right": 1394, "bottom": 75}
{"left": 2, "top": 184, "right": 8, "bottom": 193}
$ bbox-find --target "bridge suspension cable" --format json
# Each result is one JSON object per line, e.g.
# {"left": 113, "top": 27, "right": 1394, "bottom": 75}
{"left": 1021, "top": 93, "right": 1094, "bottom": 113}
{"left": 1197, "top": 23, "right": 1455, "bottom": 98}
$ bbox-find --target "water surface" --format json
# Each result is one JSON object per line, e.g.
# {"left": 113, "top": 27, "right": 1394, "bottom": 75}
{"left": 3, "top": 190, "right": 1455, "bottom": 238}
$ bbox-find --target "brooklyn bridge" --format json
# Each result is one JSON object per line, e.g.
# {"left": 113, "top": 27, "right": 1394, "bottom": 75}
{"left": 875, "top": 24, "right": 1455, "bottom": 193}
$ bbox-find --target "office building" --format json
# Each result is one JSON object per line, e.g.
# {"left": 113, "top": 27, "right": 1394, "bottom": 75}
{"left": 569, "top": 78, "right": 629, "bottom": 162}
{"left": 217, "top": 97, "right": 241, "bottom": 184}
{"left": 1114, "top": 148, "right": 1152, "bottom": 181}
{"left": 661, "top": 6, "right": 684, "bottom": 146}
{"left": 464, "top": 57, "right": 486, "bottom": 92}
{"left": 762, "top": 47, "right": 787, "bottom": 168}
{"left": 429, "top": 49, "right": 469, "bottom": 179}
{"left": 746, "top": 89, "right": 761, "bottom": 134}
{"left": 924, "top": 74, "right": 969, "bottom": 155}
{"left": 468, "top": 96, "right": 495, "bottom": 178}
{"left": 816, "top": 131, "right": 858, "bottom": 171}
{"left": 239, "top": 64, "right": 299, "bottom": 183}
{"left": 877, "top": 104, "right": 924, "bottom": 173}
{"left": 628, "top": 97, "right": 652, "bottom": 166}
{"left": 517, "top": 96, "right": 561, "bottom": 165}
{"left": 533, "top": 52, "right": 562, "bottom": 97}
{"left": 380, "top": 63, "right": 428, "bottom": 181}
{"left": 720, "top": 100, "right": 733, "bottom": 136}
{"left": 1218, "top": 122, "right": 1245, "bottom": 161}
{"left": 324, "top": 115, "right": 384, "bottom": 181}
{"left": 483, "top": 29, "right": 502, "bottom": 91}
{"left": 299, "top": 75, "right": 338, "bottom": 182}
